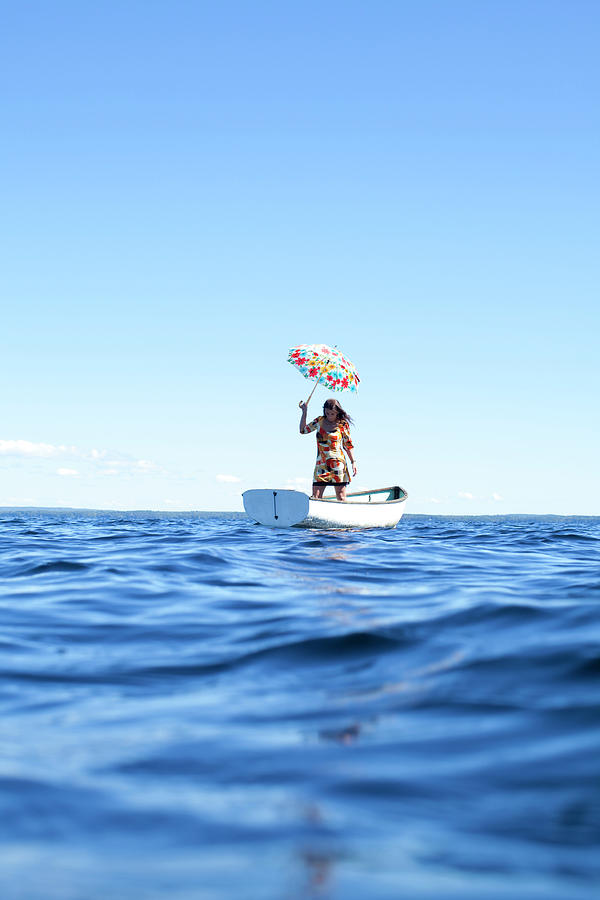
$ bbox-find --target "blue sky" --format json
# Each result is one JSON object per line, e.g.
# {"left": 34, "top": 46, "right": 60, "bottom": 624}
{"left": 2, "top": 1, "right": 598, "bottom": 513}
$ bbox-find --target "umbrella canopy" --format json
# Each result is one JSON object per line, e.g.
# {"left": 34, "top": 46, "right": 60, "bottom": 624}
{"left": 288, "top": 343, "right": 360, "bottom": 406}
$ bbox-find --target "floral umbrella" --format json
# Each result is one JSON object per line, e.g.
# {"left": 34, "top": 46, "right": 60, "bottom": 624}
{"left": 288, "top": 343, "right": 360, "bottom": 407}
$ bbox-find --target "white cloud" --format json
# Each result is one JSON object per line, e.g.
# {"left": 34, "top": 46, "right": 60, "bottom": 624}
{"left": 0, "top": 440, "right": 70, "bottom": 457}
{"left": 1, "top": 439, "right": 158, "bottom": 471}
{"left": 216, "top": 474, "right": 241, "bottom": 483}
{"left": 95, "top": 457, "right": 162, "bottom": 475}
{"left": 492, "top": 492, "right": 503, "bottom": 501}
{"left": 458, "top": 491, "right": 474, "bottom": 500}
{"left": 428, "top": 497, "right": 442, "bottom": 504}
{"left": 136, "top": 459, "right": 158, "bottom": 470}
{"left": 2, "top": 436, "right": 162, "bottom": 481}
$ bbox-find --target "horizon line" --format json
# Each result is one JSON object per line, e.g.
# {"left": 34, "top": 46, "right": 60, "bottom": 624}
{"left": 0, "top": 506, "right": 597, "bottom": 519}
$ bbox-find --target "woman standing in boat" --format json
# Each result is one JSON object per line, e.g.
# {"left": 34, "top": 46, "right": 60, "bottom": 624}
{"left": 299, "top": 399, "right": 357, "bottom": 501}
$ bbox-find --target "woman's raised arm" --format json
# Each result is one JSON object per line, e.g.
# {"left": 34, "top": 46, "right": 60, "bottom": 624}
{"left": 299, "top": 402, "right": 308, "bottom": 433}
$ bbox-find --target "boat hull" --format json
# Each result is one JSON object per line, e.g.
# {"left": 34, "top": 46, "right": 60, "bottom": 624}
{"left": 242, "top": 488, "right": 407, "bottom": 530}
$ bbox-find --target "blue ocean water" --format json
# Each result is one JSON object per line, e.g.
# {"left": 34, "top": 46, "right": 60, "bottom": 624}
{"left": 0, "top": 510, "right": 598, "bottom": 900}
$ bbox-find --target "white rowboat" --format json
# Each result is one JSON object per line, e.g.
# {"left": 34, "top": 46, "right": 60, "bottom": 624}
{"left": 242, "top": 486, "right": 407, "bottom": 530}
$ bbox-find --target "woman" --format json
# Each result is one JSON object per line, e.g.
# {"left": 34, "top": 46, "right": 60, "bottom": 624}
{"left": 299, "top": 398, "right": 357, "bottom": 501}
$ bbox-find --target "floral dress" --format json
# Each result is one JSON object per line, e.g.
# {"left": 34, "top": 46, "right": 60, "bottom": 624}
{"left": 301, "top": 416, "right": 354, "bottom": 484}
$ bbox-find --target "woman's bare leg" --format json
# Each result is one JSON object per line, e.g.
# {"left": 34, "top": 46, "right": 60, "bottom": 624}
{"left": 312, "top": 484, "right": 325, "bottom": 499}
{"left": 334, "top": 484, "right": 347, "bottom": 502}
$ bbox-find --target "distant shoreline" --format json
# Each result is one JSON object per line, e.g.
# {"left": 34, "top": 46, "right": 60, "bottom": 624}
{"left": 0, "top": 507, "right": 597, "bottom": 519}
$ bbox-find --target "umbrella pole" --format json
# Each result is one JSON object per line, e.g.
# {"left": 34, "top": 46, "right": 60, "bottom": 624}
{"left": 299, "top": 365, "right": 327, "bottom": 408}
{"left": 299, "top": 380, "right": 320, "bottom": 407}
{"left": 306, "top": 378, "right": 321, "bottom": 404}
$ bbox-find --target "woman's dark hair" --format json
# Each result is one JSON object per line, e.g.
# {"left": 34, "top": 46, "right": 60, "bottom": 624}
{"left": 323, "top": 398, "right": 354, "bottom": 426}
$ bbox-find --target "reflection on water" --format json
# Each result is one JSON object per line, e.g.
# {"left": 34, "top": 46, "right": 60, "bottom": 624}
{"left": 336, "top": 649, "right": 467, "bottom": 706}
{"left": 320, "top": 723, "right": 363, "bottom": 745}
{"left": 300, "top": 848, "right": 335, "bottom": 897}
